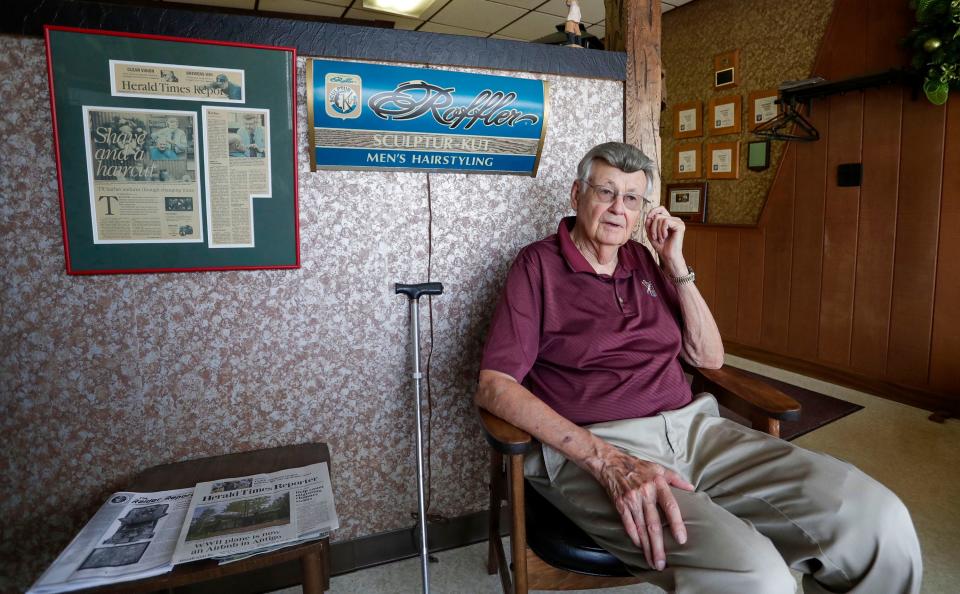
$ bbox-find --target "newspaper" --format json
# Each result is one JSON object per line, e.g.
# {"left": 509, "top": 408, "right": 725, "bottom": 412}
{"left": 172, "top": 463, "right": 338, "bottom": 564}
{"left": 201, "top": 106, "right": 272, "bottom": 248}
{"left": 27, "top": 489, "right": 194, "bottom": 594}
{"left": 28, "top": 463, "right": 339, "bottom": 593}
{"left": 81, "top": 107, "right": 203, "bottom": 244}
{"left": 110, "top": 60, "right": 245, "bottom": 103}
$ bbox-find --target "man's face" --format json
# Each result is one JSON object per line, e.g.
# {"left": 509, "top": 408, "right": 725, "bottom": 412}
{"left": 570, "top": 159, "right": 646, "bottom": 249}
{"left": 166, "top": 119, "right": 179, "bottom": 129}
{"left": 244, "top": 119, "right": 257, "bottom": 133}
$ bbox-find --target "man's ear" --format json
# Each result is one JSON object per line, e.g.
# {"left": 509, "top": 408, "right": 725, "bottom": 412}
{"left": 570, "top": 180, "right": 581, "bottom": 211}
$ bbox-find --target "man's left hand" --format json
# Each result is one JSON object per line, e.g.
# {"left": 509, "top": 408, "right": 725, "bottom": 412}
{"left": 644, "top": 206, "right": 687, "bottom": 275}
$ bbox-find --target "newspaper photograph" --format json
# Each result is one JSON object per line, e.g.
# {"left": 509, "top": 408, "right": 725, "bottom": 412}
{"left": 27, "top": 489, "right": 193, "bottom": 594}
{"left": 82, "top": 107, "right": 203, "bottom": 244}
{"left": 202, "top": 106, "right": 272, "bottom": 248}
{"left": 172, "top": 462, "right": 338, "bottom": 564}
{"left": 110, "top": 60, "right": 245, "bottom": 103}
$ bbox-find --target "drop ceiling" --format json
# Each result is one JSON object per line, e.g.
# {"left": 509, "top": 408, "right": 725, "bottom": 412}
{"left": 162, "top": 0, "right": 696, "bottom": 43}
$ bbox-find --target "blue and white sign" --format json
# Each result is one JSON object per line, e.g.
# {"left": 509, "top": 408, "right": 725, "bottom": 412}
{"left": 307, "top": 59, "right": 549, "bottom": 175}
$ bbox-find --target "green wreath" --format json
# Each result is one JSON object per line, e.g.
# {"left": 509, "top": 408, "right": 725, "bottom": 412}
{"left": 905, "top": 0, "right": 960, "bottom": 104}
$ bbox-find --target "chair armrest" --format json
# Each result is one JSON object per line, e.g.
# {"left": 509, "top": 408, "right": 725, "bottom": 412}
{"left": 477, "top": 407, "right": 535, "bottom": 456}
{"left": 691, "top": 365, "right": 801, "bottom": 422}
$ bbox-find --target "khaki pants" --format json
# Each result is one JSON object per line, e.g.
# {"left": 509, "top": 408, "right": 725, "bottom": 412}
{"left": 524, "top": 394, "right": 922, "bottom": 594}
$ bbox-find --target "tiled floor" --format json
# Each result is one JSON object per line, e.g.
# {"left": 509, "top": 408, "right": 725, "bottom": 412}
{"left": 277, "top": 356, "right": 960, "bottom": 593}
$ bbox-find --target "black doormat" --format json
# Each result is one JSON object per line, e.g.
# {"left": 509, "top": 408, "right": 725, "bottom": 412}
{"left": 717, "top": 369, "right": 864, "bottom": 441}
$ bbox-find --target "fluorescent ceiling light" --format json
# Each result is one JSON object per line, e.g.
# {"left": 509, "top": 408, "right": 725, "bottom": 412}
{"left": 362, "top": 0, "right": 438, "bottom": 19}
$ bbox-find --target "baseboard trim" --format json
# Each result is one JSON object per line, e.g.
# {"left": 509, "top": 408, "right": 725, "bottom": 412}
{"left": 330, "top": 507, "right": 509, "bottom": 576}
{"left": 724, "top": 341, "right": 959, "bottom": 415}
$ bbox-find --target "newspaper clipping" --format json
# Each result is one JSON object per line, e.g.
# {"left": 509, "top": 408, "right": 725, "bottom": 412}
{"left": 27, "top": 489, "right": 194, "bottom": 594}
{"left": 110, "top": 60, "right": 245, "bottom": 103}
{"left": 82, "top": 107, "right": 203, "bottom": 244}
{"left": 202, "top": 106, "right": 272, "bottom": 248}
{"left": 172, "top": 463, "right": 337, "bottom": 564}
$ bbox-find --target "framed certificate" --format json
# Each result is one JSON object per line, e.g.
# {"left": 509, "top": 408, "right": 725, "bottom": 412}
{"left": 707, "top": 95, "right": 742, "bottom": 136}
{"left": 665, "top": 182, "right": 707, "bottom": 222}
{"left": 748, "top": 90, "right": 780, "bottom": 131}
{"left": 706, "top": 141, "right": 740, "bottom": 179}
{"left": 674, "top": 142, "right": 701, "bottom": 179}
{"left": 673, "top": 100, "right": 702, "bottom": 139}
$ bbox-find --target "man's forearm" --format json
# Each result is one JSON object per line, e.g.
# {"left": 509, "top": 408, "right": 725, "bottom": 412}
{"left": 475, "top": 369, "right": 610, "bottom": 476}
{"left": 662, "top": 256, "right": 724, "bottom": 368}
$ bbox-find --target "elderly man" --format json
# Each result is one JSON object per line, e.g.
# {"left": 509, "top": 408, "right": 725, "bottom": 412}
{"left": 475, "top": 142, "right": 921, "bottom": 593}
{"left": 149, "top": 117, "right": 189, "bottom": 161}
{"left": 237, "top": 114, "right": 266, "bottom": 158}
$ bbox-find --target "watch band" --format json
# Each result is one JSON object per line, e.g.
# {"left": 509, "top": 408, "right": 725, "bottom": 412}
{"left": 670, "top": 265, "right": 696, "bottom": 285}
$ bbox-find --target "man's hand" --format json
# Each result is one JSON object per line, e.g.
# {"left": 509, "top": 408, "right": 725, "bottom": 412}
{"left": 643, "top": 206, "right": 687, "bottom": 275}
{"left": 591, "top": 445, "right": 694, "bottom": 571}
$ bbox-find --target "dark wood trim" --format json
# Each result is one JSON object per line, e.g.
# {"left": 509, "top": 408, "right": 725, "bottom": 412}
{"left": 724, "top": 341, "right": 959, "bottom": 415}
{"left": 6, "top": 0, "right": 627, "bottom": 80}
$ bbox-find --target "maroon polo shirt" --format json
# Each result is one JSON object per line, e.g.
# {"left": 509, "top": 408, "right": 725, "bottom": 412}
{"left": 480, "top": 217, "right": 693, "bottom": 425}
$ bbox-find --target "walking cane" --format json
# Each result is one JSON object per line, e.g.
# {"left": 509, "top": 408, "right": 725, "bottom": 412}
{"left": 395, "top": 281, "right": 444, "bottom": 594}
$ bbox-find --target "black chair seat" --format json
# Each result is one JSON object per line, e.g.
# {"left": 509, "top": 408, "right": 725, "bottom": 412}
{"left": 524, "top": 481, "right": 634, "bottom": 577}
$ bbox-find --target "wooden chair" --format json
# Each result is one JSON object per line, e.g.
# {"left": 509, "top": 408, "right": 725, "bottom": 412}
{"left": 478, "top": 365, "right": 802, "bottom": 594}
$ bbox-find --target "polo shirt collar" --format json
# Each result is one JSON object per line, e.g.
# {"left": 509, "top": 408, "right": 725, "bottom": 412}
{"left": 557, "top": 216, "right": 639, "bottom": 278}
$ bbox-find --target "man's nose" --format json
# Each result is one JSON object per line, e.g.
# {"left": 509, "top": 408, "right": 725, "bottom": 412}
{"left": 607, "top": 193, "right": 626, "bottom": 214}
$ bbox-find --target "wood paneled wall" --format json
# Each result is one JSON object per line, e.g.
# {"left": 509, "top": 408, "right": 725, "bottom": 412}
{"left": 684, "top": 0, "right": 960, "bottom": 412}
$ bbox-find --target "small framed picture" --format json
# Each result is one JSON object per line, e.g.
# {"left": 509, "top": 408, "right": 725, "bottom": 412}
{"left": 714, "top": 49, "right": 740, "bottom": 88}
{"left": 665, "top": 182, "right": 707, "bottom": 222}
{"left": 748, "top": 89, "right": 779, "bottom": 131}
{"left": 674, "top": 142, "right": 701, "bottom": 179}
{"left": 747, "top": 140, "right": 770, "bottom": 171}
{"left": 706, "top": 141, "right": 740, "bottom": 179}
{"left": 673, "top": 100, "right": 702, "bottom": 139}
{"left": 708, "top": 95, "right": 741, "bottom": 135}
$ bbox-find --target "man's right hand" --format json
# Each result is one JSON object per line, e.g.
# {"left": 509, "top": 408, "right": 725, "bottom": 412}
{"left": 588, "top": 445, "right": 694, "bottom": 571}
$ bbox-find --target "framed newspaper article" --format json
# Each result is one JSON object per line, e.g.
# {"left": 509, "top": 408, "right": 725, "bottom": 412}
{"left": 45, "top": 26, "right": 299, "bottom": 274}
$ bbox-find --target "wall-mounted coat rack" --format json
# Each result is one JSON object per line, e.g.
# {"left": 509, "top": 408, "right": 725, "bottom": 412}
{"left": 754, "top": 69, "right": 921, "bottom": 142}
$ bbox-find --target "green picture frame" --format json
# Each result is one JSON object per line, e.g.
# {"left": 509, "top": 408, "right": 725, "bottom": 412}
{"left": 747, "top": 140, "right": 771, "bottom": 171}
{"left": 45, "top": 26, "right": 299, "bottom": 274}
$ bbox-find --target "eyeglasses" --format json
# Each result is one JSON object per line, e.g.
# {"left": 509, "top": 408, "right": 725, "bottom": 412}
{"left": 579, "top": 179, "right": 650, "bottom": 211}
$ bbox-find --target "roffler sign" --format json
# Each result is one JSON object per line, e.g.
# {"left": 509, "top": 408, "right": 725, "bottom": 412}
{"left": 307, "top": 59, "right": 549, "bottom": 175}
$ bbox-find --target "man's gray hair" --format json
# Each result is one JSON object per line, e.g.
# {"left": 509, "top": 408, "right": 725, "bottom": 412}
{"left": 576, "top": 142, "right": 657, "bottom": 197}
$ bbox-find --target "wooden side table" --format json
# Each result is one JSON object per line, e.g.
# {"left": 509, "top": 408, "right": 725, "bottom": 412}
{"left": 80, "top": 443, "right": 332, "bottom": 594}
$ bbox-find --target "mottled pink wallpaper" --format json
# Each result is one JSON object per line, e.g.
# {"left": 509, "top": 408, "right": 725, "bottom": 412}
{"left": 0, "top": 36, "right": 623, "bottom": 591}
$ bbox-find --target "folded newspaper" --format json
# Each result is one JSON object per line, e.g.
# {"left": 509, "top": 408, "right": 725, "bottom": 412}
{"left": 28, "top": 462, "right": 338, "bottom": 594}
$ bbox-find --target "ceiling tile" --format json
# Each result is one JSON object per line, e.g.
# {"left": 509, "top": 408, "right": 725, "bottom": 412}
{"left": 417, "top": 0, "right": 450, "bottom": 20}
{"left": 488, "top": 0, "right": 544, "bottom": 8}
{"left": 258, "top": 0, "right": 345, "bottom": 17}
{"left": 345, "top": 7, "right": 423, "bottom": 29}
{"left": 537, "top": 0, "right": 605, "bottom": 24}
{"left": 418, "top": 22, "right": 489, "bottom": 37}
{"left": 166, "top": 0, "right": 256, "bottom": 8}
{"left": 497, "top": 10, "right": 564, "bottom": 41}
{"left": 431, "top": 0, "right": 526, "bottom": 34}
{"left": 301, "top": 0, "right": 351, "bottom": 6}
{"left": 490, "top": 33, "right": 526, "bottom": 41}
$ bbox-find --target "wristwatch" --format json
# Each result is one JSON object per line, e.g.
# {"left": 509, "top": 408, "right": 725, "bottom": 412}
{"left": 670, "top": 265, "right": 696, "bottom": 285}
